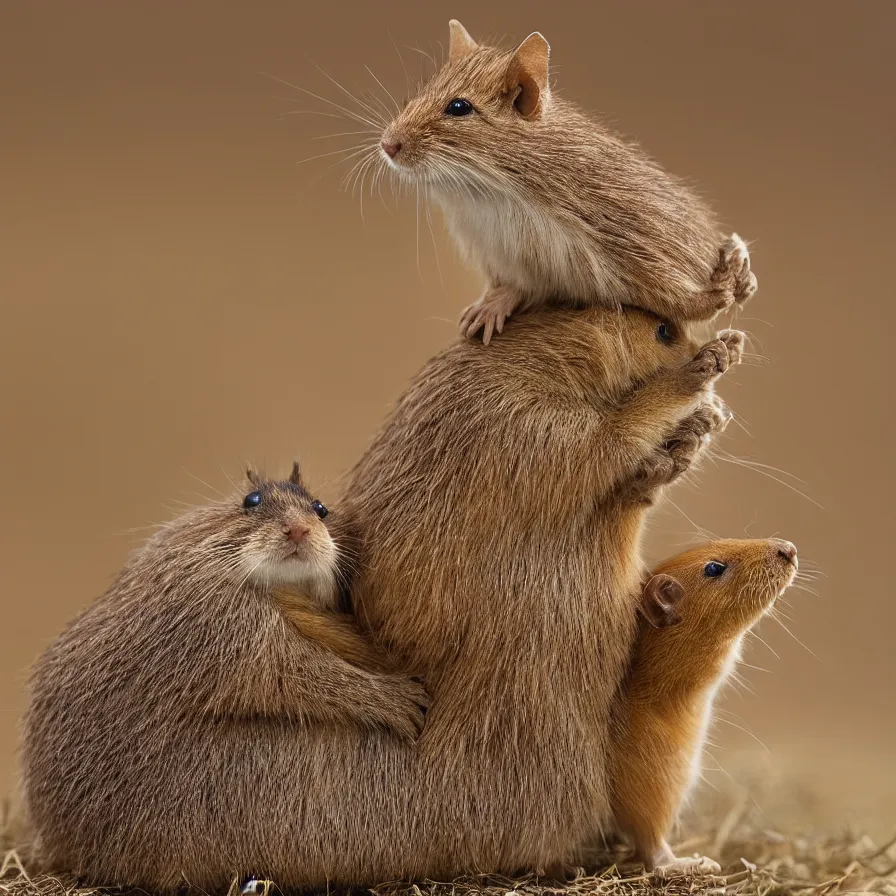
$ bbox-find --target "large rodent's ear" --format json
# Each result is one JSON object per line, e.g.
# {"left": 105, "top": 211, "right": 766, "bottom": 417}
{"left": 288, "top": 459, "right": 304, "bottom": 488}
{"left": 640, "top": 574, "right": 685, "bottom": 629}
{"left": 448, "top": 19, "right": 478, "bottom": 63}
{"left": 505, "top": 32, "right": 550, "bottom": 120}
{"left": 245, "top": 465, "right": 262, "bottom": 487}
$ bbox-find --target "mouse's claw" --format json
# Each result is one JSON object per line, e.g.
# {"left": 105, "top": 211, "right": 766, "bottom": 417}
{"left": 458, "top": 286, "right": 522, "bottom": 345}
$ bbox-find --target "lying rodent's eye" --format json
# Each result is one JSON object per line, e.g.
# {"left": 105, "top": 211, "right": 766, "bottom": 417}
{"left": 243, "top": 491, "right": 262, "bottom": 510}
{"left": 703, "top": 561, "right": 727, "bottom": 578}
{"left": 656, "top": 322, "right": 678, "bottom": 344}
{"left": 444, "top": 98, "right": 474, "bottom": 117}
{"left": 311, "top": 500, "right": 328, "bottom": 520}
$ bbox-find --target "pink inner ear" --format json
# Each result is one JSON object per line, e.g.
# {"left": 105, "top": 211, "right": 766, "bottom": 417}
{"left": 515, "top": 73, "right": 541, "bottom": 118}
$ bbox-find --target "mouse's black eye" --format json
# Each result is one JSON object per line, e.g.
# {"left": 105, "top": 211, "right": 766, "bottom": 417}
{"left": 656, "top": 322, "right": 678, "bottom": 344}
{"left": 445, "top": 98, "right": 474, "bottom": 117}
{"left": 311, "top": 500, "right": 328, "bottom": 520}
{"left": 703, "top": 561, "right": 727, "bottom": 578}
{"left": 243, "top": 491, "right": 262, "bottom": 510}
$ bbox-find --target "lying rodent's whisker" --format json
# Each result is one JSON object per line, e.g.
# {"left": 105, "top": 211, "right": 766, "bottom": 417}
{"left": 388, "top": 30, "right": 412, "bottom": 97}
{"left": 771, "top": 614, "right": 824, "bottom": 664}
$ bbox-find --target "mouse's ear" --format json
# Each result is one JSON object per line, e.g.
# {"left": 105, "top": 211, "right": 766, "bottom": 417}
{"left": 448, "top": 20, "right": 478, "bottom": 63}
{"left": 288, "top": 460, "right": 304, "bottom": 487}
{"left": 245, "top": 465, "right": 262, "bottom": 487}
{"left": 505, "top": 32, "right": 550, "bottom": 120}
{"left": 640, "top": 574, "right": 685, "bottom": 629}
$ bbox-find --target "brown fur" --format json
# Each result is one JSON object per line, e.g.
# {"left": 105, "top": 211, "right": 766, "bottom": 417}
{"left": 378, "top": 22, "right": 756, "bottom": 343}
{"left": 19, "top": 306, "right": 743, "bottom": 891}
{"left": 20, "top": 469, "right": 427, "bottom": 890}
{"left": 609, "top": 538, "right": 798, "bottom": 874}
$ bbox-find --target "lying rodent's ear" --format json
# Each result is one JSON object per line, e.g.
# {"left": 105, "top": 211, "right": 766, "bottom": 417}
{"left": 640, "top": 574, "right": 685, "bottom": 629}
{"left": 506, "top": 32, "right": 550, "bottom": 120}
{"left": 448, "top": 20, "right": 478, "bottom": 63}
{"left": 288, "top": 460, "right": 304, "bottom": 487}
{"left": 245, "top": 465, "right": 262, "bottom": 487}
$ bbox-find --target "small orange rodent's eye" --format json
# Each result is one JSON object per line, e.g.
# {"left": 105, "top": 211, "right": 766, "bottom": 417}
{"left": 703, "top": 561, "right": 727, "bottom": 578}
{"left": 445, "top": 98, "right": 474, "bottom": 117}
{"left": 311, "top": 500, "right": 328, "bottom": 520}
{"left": 656, "top": 322, "right": 678, "bottom": 344}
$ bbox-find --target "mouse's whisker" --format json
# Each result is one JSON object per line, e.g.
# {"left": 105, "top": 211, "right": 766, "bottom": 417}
{"left": 303, "top": 58, "right": 389, "bottom": 128}
{"left": 364, "top": 64, "right": 401, "bottom": 116}
{"left": 261, "top": 72, "right": 383, "bottom": 131}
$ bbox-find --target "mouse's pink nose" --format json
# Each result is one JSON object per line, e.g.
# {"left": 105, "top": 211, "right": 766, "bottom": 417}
{"left": 381, "top": 139, "right": 402, "bottom": 159}
{"left": 286, "top": 523, "right": 310, "bottom": 544}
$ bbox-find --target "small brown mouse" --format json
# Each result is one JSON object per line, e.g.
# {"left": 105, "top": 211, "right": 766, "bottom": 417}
{"left": 609, "top": 538, "right": 799, "bottom": 876}
{"left": 21, "top": 464, "right": 427, "bottom": 886}
{"left": 379, "top": 21, "right": 756, "bottom": 344}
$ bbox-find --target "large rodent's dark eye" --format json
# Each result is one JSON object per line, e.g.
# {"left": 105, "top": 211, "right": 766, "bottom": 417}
{"left": 703, "top": 561, "right": 727, "bottom": 578}
{"left": 311, "top": 500, "right": 328, "bottom": 520}
{"left": 656, "top": 322, "right": 678, "bottom": 344}
{"left": 444, "top": 98, "right": 474, "bottom": 117}
{"left": 243, "top": 491, "right": 262, "bottom": 510}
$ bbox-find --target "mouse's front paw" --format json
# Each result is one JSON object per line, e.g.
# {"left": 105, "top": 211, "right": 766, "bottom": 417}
{"left": 705, "top": 234, "right": 758, "bottom": 313}
{"left": 664, "top": 396, "right": 731, "bottom": 474}
{"left": 459, "top": 286, "right": 522, "bottom": 346}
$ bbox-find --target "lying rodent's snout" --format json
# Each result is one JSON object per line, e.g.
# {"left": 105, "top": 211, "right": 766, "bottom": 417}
{"left": 281, "top": 521, "right": 310, "bottom": 544}
{"left": 770, "top": 538, "right": 798, "bottom": 568}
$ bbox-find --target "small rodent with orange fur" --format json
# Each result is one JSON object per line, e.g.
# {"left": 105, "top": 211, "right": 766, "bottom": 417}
{"left": 608, "top": 538, "right": 799, "bottom": 876}
{"left": 21, "top": 463, "right": 427, "bottom": 886}
{"left": 379, "top": 21, "right": 757, "bottom": 344}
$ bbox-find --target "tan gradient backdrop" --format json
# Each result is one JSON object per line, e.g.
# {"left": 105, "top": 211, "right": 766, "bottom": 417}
{"left": 1, "top": 1, "right": 893, "bottom": 833}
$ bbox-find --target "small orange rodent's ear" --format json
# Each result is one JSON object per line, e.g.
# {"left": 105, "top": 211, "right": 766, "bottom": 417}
{"left": 448, "top": 20, "right": 478, "bottom": 63}
{"left": 506, "top": 31, "right": 550, "bottom": 120}
{"left": 288, "top": 460, "right": 304, "bottom": 487}
{"left": 245, "top": 465, "right": 262, "bottom": 487}
{"left": 640, "top": 574, "right": 685, "bottom": 629}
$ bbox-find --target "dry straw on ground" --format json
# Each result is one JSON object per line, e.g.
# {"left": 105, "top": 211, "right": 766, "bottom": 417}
{"left": 3, "top": 781, "right": 895, "bottom": 896}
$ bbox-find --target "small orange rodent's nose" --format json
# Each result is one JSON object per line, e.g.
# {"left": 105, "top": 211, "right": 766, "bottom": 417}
{"left": 773, "top": 539, "right": 798, "bottom": 565}
{"left": 381, "top": 139, "right": 402, "bottom": 159}
{"left": 286, "top": 524, "right": 310, "bottom": 544}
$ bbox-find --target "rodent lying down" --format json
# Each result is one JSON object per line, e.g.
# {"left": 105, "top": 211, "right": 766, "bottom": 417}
{"left": 21, "top": 465, "right": 427, "bottom": 887}
{"left": 379, "top": 21, "right": 757, "bottom": 344}
{"left": 608, "top": 538, "right": 799, "bottom": 875}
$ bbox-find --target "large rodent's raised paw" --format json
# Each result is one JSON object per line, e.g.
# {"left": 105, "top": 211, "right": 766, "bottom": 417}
{"left": 459, "top": 285, "right": 523, "bottom": 346}
{"left": 654, "top": 854, "right": 722, "bottom": 878}
{"left": 705, "top": 234, "right": 758, "bottom": 313}
{"left": 625, "top": 396, "right": 730, "bottom": 501}
{"left": 678, "top": 330, "right": 746, "bottom": 392}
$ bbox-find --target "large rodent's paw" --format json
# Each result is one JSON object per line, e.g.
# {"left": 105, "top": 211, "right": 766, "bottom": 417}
{"left": 678, "top": 330, "right": 746, "bottom": 392}
{"left": 663, "top": 398, "right": 730, "bottom": 475}
{"left": 624, "top": 397, "right": 730, "bottom": 501}
{"left": 380, "top": 674, "right": 430, "bottom": 741}
{"left": 459, "top": 285, "right": 523, "bottom": 346}
{"left": 704, "top": 234, "right": 758, "bottom": 313}
{"left": 654, "top": 854, "right": 722, "bottom": 878}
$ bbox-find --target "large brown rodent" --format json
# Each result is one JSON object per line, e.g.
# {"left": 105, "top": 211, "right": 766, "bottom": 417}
{"left": 379, "top": 21, "right": 756, "bottom": 344}
{"left": 21, "top": 465, "right": 427, "bottom": 889}
{"left": 609, "top": 538, "right": 799, "bottom": 876}
{"left": 332, "top": 297, "right": 746, "bottom": 880}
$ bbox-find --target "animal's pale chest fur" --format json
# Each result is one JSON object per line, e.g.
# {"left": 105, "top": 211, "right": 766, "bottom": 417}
{"left": 437, "top": 193, "right": 625, "bottom": 306}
